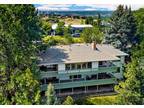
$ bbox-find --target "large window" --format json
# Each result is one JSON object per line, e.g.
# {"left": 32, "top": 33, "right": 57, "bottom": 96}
{"left": 99, "top": 61, "right": 109, "bottom": 67}
{"left": 116, "top": 67, "right": 120, "bottom": 73}
{"left": 71, "top": 64, "right": 76, "bottom": 70}
{"left": 66, "top": 64, "right": 71, "bottom": 70}
{"left": 39, "top": 64, "right": 58, "bottom": 71}
{"left": 98, "top": 73, "right": 112, "bottom": 79}
{"left": 87, "top": 62, "right": 92, "bottom": 68}
{"left": 65, "top": 62, "right": 92, "bottom": 70}
{"left": 40, "top": 66, "right": 48, "bottom": 71}
{"left": 69, "top": 75, "right": 82, "bottom": 79}
{"left": 47, "top": 64, "right": 58, "bottom": 71}
{"left": 77, "top": 63, "right": 81, "bottom": 69}
{"left": 82, "top": 63, "right": 87, "bottom": 69}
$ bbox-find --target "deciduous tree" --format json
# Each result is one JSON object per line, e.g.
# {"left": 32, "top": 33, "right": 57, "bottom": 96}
{"left": 0, "top": 4, "right": 40, "bottom": 104}
{"left": 81, "top": 27, "right": 103, "bottom": 43}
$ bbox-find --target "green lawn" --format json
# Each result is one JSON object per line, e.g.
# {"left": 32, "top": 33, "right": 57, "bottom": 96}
{"left": 87, "top": 95, "right": 118, "bottom": 105}
{"left": 75, "top": 95, "right": 118, "bottom": 105}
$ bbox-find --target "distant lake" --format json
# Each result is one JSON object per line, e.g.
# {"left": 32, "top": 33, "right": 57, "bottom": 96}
{"left": 38, "top": 10, "right": 113, "bottom": 17}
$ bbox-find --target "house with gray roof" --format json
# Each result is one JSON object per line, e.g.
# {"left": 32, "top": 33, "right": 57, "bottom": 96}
{"left": 51, "top": 24, "right": 93, "bottom": 36}
{"left": 38, "top": 43, "right": 128, "bottom": 97}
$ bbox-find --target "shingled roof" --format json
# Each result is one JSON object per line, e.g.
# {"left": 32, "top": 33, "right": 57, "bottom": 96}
{"left": 38, "top": 43, "right": 128, "bottom": 65}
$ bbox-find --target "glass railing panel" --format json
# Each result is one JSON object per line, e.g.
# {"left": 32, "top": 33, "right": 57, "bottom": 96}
{"left": 40, "top": 71, "right": 58, "bottom": 78}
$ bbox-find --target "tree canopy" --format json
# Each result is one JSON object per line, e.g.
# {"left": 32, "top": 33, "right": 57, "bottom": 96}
{"left": 81, "top": 27, "right": 104, "bottom": 43}
{"left": 114, "top": 7, "right": 144, "bottom": 105}
{"left": 105, "top": 5, "right": 137, "bottom": 53}
{"left": 63, "top": 96, "right": 74, "bottom": 105}
{"left": 0, "top": 4, "right": 40, "bottom": 104}
{"left": 46, "top": 83, "right": 58, "bottom": 105}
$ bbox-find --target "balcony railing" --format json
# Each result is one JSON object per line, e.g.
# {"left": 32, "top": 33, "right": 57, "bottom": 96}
{"left": 58, "top": 66, "right": 117, "bottom": 77}
{"left": 56, "top": 87, "right": 114, "bottom": 97}
{"left": 40, "top": 66, "right": 118, "bottom": 78}
{"left": 40, "top": 71, "right": 58, "bottom": 78}
{"left": 41, "top": 78, "right": 117, "bottom": 91}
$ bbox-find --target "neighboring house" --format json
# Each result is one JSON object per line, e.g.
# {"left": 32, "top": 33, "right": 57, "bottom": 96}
{"left": 70, "top": 24, "right": 93, "bottom": 37}
{"left": 38, "top": 42, "right": 128, "bottom": 97}
{"left": 51, "top": 24, "right": 93, "bottom": 37}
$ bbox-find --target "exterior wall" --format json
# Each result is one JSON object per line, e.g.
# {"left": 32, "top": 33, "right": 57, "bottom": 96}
{"left": 92, "top": 61, "right": 98, "bottom": 69}
{"left": 58, "top": 63, "right": 69, "bottom": 80}
{"left": 58, "top": 63, "right": 65, "bottom": 72}
{"left": 40, "top": 57, "right": 126, "bottom": 92}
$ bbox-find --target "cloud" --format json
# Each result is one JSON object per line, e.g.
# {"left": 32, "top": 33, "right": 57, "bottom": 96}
{"left": 36, "top": 4, "right": 70, "bottom": 11}
{"left": 35, "top": 4, "right": 144, "bottom": 11}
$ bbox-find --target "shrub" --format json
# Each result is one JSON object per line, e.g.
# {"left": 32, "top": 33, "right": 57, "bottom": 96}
{"left": 63, "top": 96, "right": 74, "bottom": 105}
{"left": 42, "top": 36, "right": 84, "bottom": 45}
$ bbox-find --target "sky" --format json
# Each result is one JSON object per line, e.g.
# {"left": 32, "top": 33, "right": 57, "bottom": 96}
{"left": 35, "top": 4, "right": 144, "bottom": 11}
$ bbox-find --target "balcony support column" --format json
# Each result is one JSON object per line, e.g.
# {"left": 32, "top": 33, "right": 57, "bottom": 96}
{"left": 97, "top": 85, "right": 99, "bottom": 92}
{"left": 72, "top": 88, "right": 74, "bottom": 94}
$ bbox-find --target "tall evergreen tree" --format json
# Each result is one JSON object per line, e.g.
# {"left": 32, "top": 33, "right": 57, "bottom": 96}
{"left": 115, "top": 7, "right": 144, "bottom": 105}
{"left": 115, "top": 38, "right": 144, "bottom": 105}
{"left": 0, "top": 5, "right": 40, "bottom": 104}
{"left": 115, "top": 59, "right": 143, "bottom": 104}
{"left": 134, "top": 8, "right": 144, "bottom": 41}
{"left": 105, "top": 5, "right": 137, "bottom": 53}
{"left": 46, "top": 83, "right": 58, "bottom": 105}
{"left": 85, "top": 16, "right": 94, "bottom": 25}
{"left": 97, "top": 13, "right": 102, "bottom": 28}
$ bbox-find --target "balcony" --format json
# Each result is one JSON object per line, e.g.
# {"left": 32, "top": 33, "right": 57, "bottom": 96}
{"left": 56, "top": 85, "right": 114, "bottom": 97}
{"left": 58, "top": 66, "right": 117, "bottom": 76}
{"left": 40, "top": 66, "right": 118, "bottom": 78}
{"left": 40, "top": 71, "right": 58, "bottom": 78}
{"left": 41, "top": 78, "right": 117, "bottom": 91}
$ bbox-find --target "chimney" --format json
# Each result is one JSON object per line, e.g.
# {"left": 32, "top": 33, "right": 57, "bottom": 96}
{"left": 92, "top": 41, "right": 96, "bottom": 50}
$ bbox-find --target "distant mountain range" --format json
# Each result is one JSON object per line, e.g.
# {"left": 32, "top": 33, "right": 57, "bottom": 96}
{"left": 38, "top": 10, "right": 113, "bottom": 17}
{"left": 36, "top": 4, "right": 113, "bottom": 17}
{"left": 35, "top": 4, "right": 114, "bottom": 11}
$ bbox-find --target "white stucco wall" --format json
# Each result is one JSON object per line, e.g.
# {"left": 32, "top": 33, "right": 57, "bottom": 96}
{"left": 58, "top": 63, "right": 65, "bottom": 72}
{"left": 92, "top": 61, "right": 98, "bottom": 69}
{"left": 58, "top": 63, "right": 69, "bottom": 80}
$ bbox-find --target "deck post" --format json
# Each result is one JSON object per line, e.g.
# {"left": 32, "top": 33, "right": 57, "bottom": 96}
{"left": 72, "top": 88, "right": 73, "bottom": 94}
{"left": 85, "top": 86, "right": 87, "bottom": 93}
{"left": 97, "top": 85, "right": 99, "bottom": 92}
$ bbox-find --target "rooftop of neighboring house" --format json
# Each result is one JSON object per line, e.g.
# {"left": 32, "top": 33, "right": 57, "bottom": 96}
{"left": 38, "top": 43, "right": 128, "bottom": 66}
{"left": 52, "top": 24, "right": 93, "bottom": 30}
